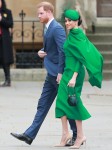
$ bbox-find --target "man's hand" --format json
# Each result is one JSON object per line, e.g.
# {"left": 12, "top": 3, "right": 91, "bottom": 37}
{"left": 38, "top": 50, "right": 47, "bottom": 58}
{"left": 56, "top": 73, "right": 62, "bottom": 84}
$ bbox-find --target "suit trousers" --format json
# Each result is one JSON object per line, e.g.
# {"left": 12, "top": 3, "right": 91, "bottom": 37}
{"left": 24, "top": 74, "right": 77, "bottom": 139}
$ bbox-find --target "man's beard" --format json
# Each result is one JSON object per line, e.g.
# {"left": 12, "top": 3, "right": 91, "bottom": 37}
{"left": 44, "top": 17, "right": 49, "bottom": 23}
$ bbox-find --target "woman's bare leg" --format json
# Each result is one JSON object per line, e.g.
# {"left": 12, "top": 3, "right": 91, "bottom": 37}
{"left": 56, "top": 116, "right": 71, "bottom": 146}
{"left": 70, "top": 120, "right": 86, "bottom": 149}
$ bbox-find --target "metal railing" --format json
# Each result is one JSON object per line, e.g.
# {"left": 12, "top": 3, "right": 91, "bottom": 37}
{"left": 12, "top": 20, "right": 43, "bottom": 68}
{"left": 12, "top": 10, "right": 44, "bottom": 68}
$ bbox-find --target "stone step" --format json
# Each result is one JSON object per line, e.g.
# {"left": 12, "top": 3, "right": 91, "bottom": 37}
{"left": 87, "top": 26, "right": 112, "bottom": 34}
{"left": 103, "top": 70, "right": 112, "bottom": 80}
{"left": 93, "top": 43, "right": 112, "bottom": 52}
{"left": 87, "top": 26, "right": 112, "bottom": 80}
{"left": 103, "top": 61, "right": 112, "bottom": 70}
{"left": 87, "top": 34, "right": 112, "bottom": 43}
{"left": 0, "top": 68, "right": 111, "bottom": 82}
{"left": 95, "top": 26, "right": 112, "bottom": 33}
{"left": 0, "top": 69, "right": 46, "bottom": 82}
{"left": 101, "top": 51, "right": 112, "bottom": 61}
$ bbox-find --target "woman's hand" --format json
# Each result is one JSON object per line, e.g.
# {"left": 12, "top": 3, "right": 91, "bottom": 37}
{"left": 68, "top": 77, "right": 76, "bottom": 87}
{"left": 67, "top": 72, "right": 78, "bottom": 87}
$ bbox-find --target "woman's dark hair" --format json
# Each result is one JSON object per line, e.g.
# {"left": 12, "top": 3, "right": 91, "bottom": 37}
{"left": 1, "top": 0, "right": 7, "bottom": 10}
{"left": 78, "top": 16, "right": 82, "bottom": 26}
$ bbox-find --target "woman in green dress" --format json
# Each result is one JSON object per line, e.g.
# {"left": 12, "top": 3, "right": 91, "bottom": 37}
{"left": 55, "top": 9, "right": 103, "bottom": 149}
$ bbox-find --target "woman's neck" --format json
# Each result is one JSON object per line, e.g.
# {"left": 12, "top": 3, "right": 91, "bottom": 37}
{"left": 74, "top": 27, "right": 78, "bottom": 29}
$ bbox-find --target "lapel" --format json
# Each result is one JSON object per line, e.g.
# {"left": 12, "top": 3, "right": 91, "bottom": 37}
{"left": 44, "top": 19, "right": 56, "bottom": 44}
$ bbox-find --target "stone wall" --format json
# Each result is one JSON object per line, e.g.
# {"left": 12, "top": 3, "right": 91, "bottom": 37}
{"left": 6, "top": 0, "right": 112, "bottom": 26}
{"left": 7, "top": 0, "right": 55, "bottom": 20}
{"left": 6, "top": 0, "right": 56, "bottom": 43}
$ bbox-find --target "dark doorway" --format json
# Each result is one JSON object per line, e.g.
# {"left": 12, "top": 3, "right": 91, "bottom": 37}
{"left": 97, "top": 0, "right": 112, "bottom": 17}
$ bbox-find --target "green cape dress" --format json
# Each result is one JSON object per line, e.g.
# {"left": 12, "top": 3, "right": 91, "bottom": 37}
{"left": 55, "top": 28, "right": 103, "bottom": 120}
{"left": 66, "top": 28, "right": 103, "bottom": 88}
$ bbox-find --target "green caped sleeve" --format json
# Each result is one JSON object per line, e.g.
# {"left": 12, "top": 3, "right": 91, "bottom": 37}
{"left": 74, "top": 59, "right": 82, "bottom": 73}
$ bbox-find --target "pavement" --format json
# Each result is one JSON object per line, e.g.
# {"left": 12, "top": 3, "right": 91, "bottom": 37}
{"left": 0, "top": 80, "right": 112, "bottom": 150}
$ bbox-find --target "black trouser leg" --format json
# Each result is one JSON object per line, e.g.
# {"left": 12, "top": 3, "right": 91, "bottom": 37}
{"left": 2, "top": 64, "right": 11, "bottom": 86}
{"left": 68, "top": 119, "right": 77, "bottom": 139}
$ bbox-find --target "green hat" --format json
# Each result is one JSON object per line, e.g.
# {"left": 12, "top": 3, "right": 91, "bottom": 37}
{"left": 64, "top": 9, "right": 80, "bottom": 21}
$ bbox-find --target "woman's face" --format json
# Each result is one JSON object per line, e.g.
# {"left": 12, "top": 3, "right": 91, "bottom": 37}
{"left": 0, "top": 0, "right": 2, "bottom": 8}
{"left": 65, "top": 17, "right": 78, "bottom": 30}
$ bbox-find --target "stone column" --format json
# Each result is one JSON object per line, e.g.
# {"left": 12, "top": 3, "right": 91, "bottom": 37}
{"left": 83, "top": 0, "right": 97, "bottom": 28}
{"left": 55, "top": 0, "right": 65, "bottom": 19}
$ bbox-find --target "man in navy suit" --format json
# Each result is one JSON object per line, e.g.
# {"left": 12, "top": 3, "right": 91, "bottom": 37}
{"left": 11, "top": 1, "right": 77, "bottom": 146}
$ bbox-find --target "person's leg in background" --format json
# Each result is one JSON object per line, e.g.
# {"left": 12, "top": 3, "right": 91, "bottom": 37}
{"left": 1, "top": 63, "right": 11, "bottom": 87}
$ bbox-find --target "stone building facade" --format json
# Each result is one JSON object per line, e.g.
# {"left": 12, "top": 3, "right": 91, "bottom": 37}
{"left": 7, "top": 0, "right": 112, "bottom": 37}
{"left": 7, "top": 0, "right": 112, "bottom": 79}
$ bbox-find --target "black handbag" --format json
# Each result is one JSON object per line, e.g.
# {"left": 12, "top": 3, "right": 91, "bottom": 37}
{"left": 67, "top": 87, "right": 78, "bottom": 106}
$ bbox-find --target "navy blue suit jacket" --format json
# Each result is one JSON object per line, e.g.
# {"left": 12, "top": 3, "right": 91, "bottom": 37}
{"left": 42, "top": 19, "right": 66, "bottom": 76}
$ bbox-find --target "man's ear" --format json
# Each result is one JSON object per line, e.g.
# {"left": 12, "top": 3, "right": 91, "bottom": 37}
{"left": 47, "top": 10, "right": 51, "bottom": 14}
